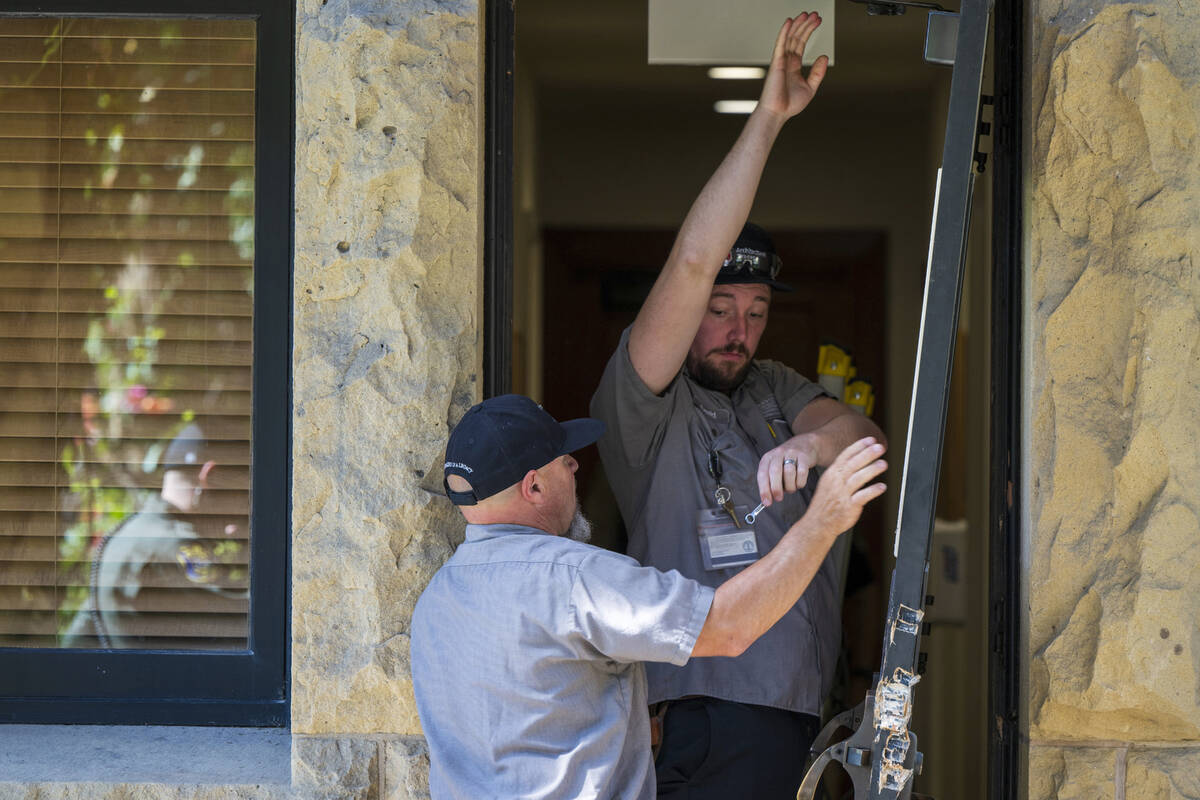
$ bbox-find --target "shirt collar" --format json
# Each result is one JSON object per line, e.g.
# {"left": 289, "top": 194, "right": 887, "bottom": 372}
{"left": 463, "top": 522, "right": 549, "bottom": 542}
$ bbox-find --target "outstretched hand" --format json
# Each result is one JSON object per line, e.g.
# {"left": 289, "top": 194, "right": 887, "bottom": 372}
{"left": 758, "top": 12, "right": 829, "bottom": 119}
{"left": 805, "top": 437, "right": 887, "bottom": 538}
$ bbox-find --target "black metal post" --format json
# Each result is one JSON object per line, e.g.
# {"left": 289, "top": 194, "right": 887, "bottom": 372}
{"left": 483, "top": 0, "right": 514, "bottom": 398}
{"left": 988, "top": 0, "right": 1023, "bottom": 795}
{"left": 866, "top": 0, "right": 992, "bottom": 795}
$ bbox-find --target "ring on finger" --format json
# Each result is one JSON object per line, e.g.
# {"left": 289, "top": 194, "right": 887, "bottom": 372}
{"left": 783, "top": 458, "right": 797, "bottom": 467}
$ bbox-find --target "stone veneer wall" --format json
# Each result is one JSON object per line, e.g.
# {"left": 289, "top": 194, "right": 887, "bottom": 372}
{"left": 1028, "top": 1, "right": 1200, "bottom": 795}
{"left": 292, "top": 0, "right": 480, "bottom": 796}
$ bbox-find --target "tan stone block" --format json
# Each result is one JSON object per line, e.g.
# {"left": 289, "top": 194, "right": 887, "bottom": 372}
{"left": 1043, "top": 269, "right": 1134, "bottom": 426}
{"left": 1028, "top": 428, "right": 1112, "bottom": 656}
{"left": 1135, "top": 297, "right": 1200, "bottom": 425}
{"left": 1114, "top": 37, "right": 1197, "bottom": 187}
{"left": 1039, "top": 8, "right": 1166, "bottom": 220}
{"left": 0, "top": 787, "right": 286, "bottom": 800}
{"left": 1029, "top": 0, "right": 1200, "bottom": 758}
{"left": 1039, "top": 589, "right": 1102, "bottom": 704}
{"left": 1029, "top": 2, "right": 1200, "bottom": 314}
{"left": 1110, "top": 425, "right": 1167, "bottom": 536}
{"left": 292, "top": 737, "right": 380, "bottom": 800}
{"left": 292, "top": 456, "right": 335, "bottom": 537}
{"left": 1138, "top": 503, "right": 1200, "bottom": 592}
{"left": 1029, "top": 0, "right": 1200, "bottom": 747}
{"left": 291, "top": 558, "right": 424, "bottom": 735}
{"left": 1126, "top": 748, "right": 1200, "bottom": 799}
{"left": 383, "top": 738, "right": 432, "bottom": 800}
{"left": 1034, "top": 542, "right": 1200, "bottom": 741}
{"left": 1028, "top": 745, "right": 1116, "bottom": 800}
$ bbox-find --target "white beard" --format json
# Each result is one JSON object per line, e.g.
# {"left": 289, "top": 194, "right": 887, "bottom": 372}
{"left": 566, "top": 508, "right": 593, "bottom": 543}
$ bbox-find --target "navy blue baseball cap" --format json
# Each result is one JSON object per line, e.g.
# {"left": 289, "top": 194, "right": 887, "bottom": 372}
{"left": 442, "top": 394, "right": 606, "bottom": 505}
{"left": 713, "top": 222, "right": 793, "bottom": 292}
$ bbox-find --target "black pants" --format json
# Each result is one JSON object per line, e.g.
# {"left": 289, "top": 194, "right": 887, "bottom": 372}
{"left": 655, "top": 697, "right": 820, "bottom": 800}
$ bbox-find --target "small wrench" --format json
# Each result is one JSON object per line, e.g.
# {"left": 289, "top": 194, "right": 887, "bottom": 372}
{"left": 744, "top": 501, "right": 767, "bottom": 525}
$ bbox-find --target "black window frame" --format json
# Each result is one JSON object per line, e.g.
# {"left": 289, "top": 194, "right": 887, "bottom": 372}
{"left": 0, "top": 0, "right": 292, "bottom": 727}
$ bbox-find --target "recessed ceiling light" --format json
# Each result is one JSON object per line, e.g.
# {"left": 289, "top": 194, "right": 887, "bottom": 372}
{"left": 707, "top": 67, "right": 766, "bottom": 80}
{"left": 714, "top": 100, "right": 758, "bottom": 114}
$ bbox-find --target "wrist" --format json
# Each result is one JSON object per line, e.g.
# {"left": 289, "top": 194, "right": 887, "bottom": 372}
{"left": 789, "top": 513, "right": 838, "bottom": 550}
{"left": 790, "top": 432, "right": 821, "bottom": 466}
{"left": 748, "top": 105, "right": 789, "bottom": 134}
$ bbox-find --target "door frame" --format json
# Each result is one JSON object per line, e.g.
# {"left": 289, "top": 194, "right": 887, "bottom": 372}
{"left": 482, "top": 2, "right": 1025, "bottom": 795}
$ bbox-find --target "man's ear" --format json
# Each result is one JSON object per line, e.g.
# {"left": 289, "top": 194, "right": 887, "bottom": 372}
{"left": 518, "top": 468, "right": 544, "bottom": 504}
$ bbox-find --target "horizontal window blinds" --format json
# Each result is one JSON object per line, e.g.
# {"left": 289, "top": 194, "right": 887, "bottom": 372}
{"left": 0, "top": 17, "right": 255, "bottom": 650}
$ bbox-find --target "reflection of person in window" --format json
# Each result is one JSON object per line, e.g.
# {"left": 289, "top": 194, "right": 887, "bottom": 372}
{"left": 62, "top": 424, "right": 248, "bottom": 650}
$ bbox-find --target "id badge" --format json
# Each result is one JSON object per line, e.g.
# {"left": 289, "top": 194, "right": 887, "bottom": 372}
{"left": 696, "top": 507, "right": 759, "bottom": 570}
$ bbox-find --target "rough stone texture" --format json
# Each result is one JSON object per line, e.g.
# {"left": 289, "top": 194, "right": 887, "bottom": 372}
{"left": 383, "top": 738, "right": 432, "bottom": 800}
{"left": 1028, "top": 745, "right": 1117, "bottom": 800}
{"left": 292, "top": 737, "right": 381, "bottom": 800}
{"left": 0, "top": 788, "right": 286, "bottom": 800}
{"left": 292, "top": 0, "right": 480, "bottom": 744}
{"left": 1028, "top": 0, "right": 1200, "bottom": 751}
{"left": 1126, "top": 748, "right": 1200, "bottom": 799}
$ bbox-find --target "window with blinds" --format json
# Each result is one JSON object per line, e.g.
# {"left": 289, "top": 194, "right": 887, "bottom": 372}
{"left": 0, "top": 17, "right": 255, "bottom": 651}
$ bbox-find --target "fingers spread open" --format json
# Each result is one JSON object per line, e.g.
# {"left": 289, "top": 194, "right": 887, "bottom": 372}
{"left": 849, "top": 458, "right": 888, "bottom": 491}
{"left": 832, "top": 437, "right": 882, "bottom": 471}
{"left": 787, "top": 12, "right": 820, "bottom": 54}
{"left": 852, "top": 482, "right": 888, "bottom": 506}
{"left": 770, "top": 17, "right": 794, "bottom": 65}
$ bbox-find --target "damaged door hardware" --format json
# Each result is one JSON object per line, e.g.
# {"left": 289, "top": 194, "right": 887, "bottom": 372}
{"left": 797, "top": 0, "right": 993, "bottom": 797}
{"left": 848, "top": 0, "right": 948, "bottom": 16}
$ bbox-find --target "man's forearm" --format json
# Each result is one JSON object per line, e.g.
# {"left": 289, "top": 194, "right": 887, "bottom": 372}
{"left": 691, "top": 515, "right": 834, "bottom": 658}
{"left": 799, "top": 413, "right": 887, "bottom": 469}
{"left": 629, "top": 108, "right": 788, "bottom": 393}
{"left": 790, "top": 398, "right": 888, "bottom": 468}
{"left": 668, "top": 107, "right": 788, "bottom": 277}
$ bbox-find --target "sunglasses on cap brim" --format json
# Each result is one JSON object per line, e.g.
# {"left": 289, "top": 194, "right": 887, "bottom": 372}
{"left": 722, "top": 247, "right": 782, "bottom": 280}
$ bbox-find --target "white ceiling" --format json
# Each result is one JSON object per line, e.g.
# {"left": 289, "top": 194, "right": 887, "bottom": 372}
{"left": 516, "top": 0, "right": 953, "bottom": 100}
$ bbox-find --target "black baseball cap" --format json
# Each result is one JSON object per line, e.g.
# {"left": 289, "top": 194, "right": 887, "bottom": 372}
{"left": 162, "top": 423, "right": 211, "bottom": 470}
{"left": 713, "top": 222, "right": 793, "bottom": 292}
{"left": 442, "top": 394, "right": 605, "bottom": 505}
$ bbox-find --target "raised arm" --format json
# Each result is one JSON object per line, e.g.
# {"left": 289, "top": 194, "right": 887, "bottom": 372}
{"left": 628, "top": 13, "right": 829, "bottom": 395}
{"left": 692, "top": 436, "right": 886, "bottom": 658}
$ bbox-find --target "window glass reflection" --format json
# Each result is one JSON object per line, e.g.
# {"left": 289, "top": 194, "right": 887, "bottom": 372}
{"left": 0, "top": 17, "right": 255, "bottom": 650}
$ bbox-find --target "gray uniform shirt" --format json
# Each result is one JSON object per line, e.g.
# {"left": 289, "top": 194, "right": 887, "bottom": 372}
{"left": 411, "top": 522, "right": 714, "bottom": 800}
{"left": 61, "top": 495, "right": 248, "bottom": 649}
{"left": 590, "top": 327, "right": 840, "bottom": 714}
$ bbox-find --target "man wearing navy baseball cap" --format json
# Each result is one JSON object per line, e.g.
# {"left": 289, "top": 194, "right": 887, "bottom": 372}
{"left": 410, "top": 393, "right": 888, "bottom": 799}
{"left": 439, "top": 393, "right": 605, "bottom": 541}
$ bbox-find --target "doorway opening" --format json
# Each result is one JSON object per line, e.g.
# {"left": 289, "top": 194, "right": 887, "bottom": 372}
{"left": 494, "top": 1, "right": 1022, "bottom": 795}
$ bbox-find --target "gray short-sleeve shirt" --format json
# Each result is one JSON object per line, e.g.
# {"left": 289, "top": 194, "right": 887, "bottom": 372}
{"left": 590, "top": 327, "right": 840, "bottom": 714}
{"left": 411, "top": 522, "right": 714, "bottom": 800}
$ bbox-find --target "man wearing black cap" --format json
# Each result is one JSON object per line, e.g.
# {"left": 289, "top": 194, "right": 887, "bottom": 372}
{"left": 410, "top": 394, "right": 886, "bottom": 799}
{"left": 589, "top": 12, "right": 888, "bottom": 799}
{"left": 62, "top": 423, "right": 248, "bottom": 649}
